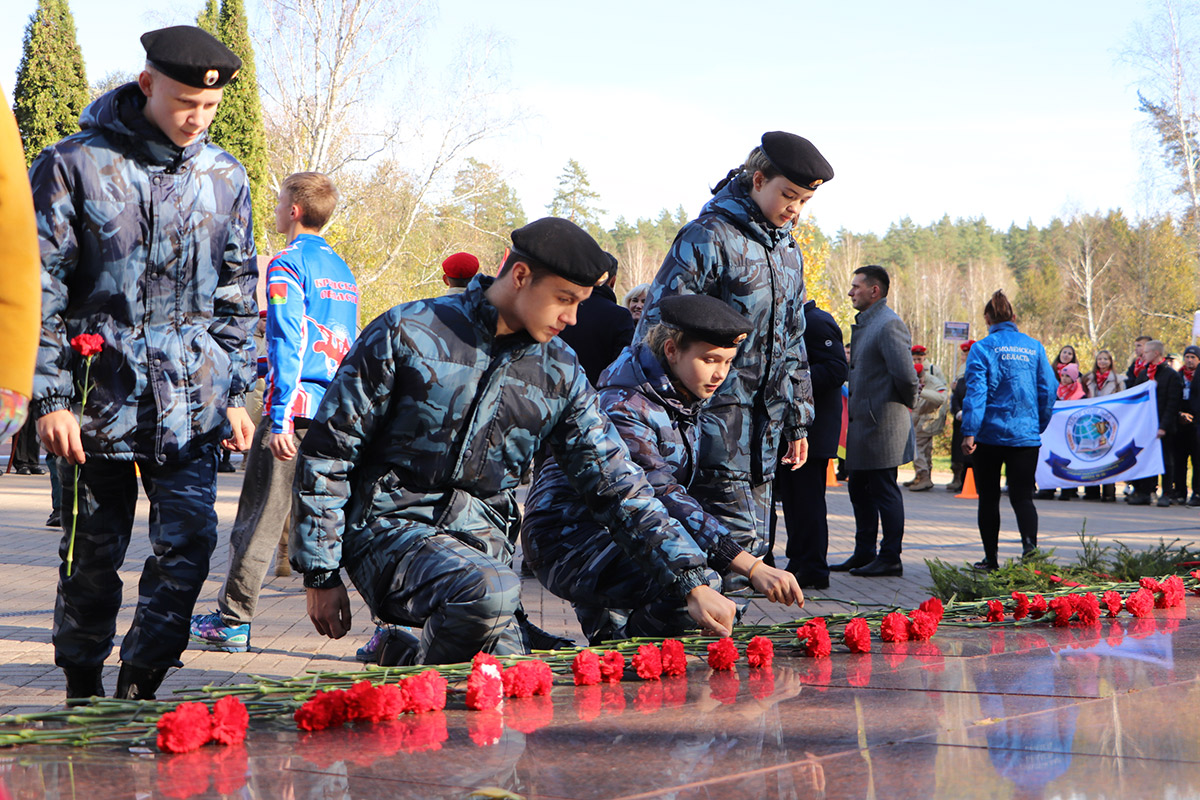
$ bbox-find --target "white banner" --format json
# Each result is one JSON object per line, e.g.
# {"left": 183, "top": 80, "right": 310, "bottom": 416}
{"left": 1035, "top": 381, "right": 1163, "bottom": 489}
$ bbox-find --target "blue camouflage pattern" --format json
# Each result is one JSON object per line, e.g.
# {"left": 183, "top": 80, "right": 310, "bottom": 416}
{"left": 29, "top": 83, "right": 258, "bottom": 463}
{"left": 637, "top": 178, "right": 814, "bottom": 486}
{"left": 290, "top": 276, "right": 710, "bottom": 617}
{"left": 522, "top": 342, "right": 733, "bottom": 643}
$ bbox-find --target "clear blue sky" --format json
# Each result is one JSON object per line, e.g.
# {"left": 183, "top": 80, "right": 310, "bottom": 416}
{"left": 2, "top": 0, "right": 1160, "bottom": 237}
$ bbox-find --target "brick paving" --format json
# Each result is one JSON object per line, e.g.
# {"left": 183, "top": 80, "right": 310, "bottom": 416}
{"left": 1, "top": 462, "right": 1197, "bottom": 714}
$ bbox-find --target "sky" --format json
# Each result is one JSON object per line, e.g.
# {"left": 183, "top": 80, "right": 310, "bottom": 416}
{"left": 0, "top": 0, "right": 1166, "bottom": 238}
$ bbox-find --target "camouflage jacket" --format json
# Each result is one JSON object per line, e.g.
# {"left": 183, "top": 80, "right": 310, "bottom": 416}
{"left": 291, "top": 277, "right": 710, "bottom": 611}
{"left": 637, "top": 179, "right": 814, "bottom": 483}
{"left": 522, "top": 342, "right": 743, "bottom": 575}
{"left": 29, "top": 83, "right": 257, "bottom": 463}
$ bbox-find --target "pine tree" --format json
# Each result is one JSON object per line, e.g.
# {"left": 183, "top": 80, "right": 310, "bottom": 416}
{"left": 547, "top": 159, "right": 604, "bottom": 233}
{"left": 208, "top": 0, "right": 271, "bottom": 249}
{"left": 12, "top": 0, "right": 89, "bottom": 165}
{"left": 196, "top": 0, "right": 219, "bottom": 34}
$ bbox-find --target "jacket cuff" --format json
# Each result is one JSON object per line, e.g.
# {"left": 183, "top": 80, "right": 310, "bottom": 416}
{"left": 32, "top": 395, "right": 71, "bottom": 418}
{"left": 785, "top": 424, "right": 808, "bottom": 441}
{"left": 674, "top": 567, "right": 710, "bottom": 598}
{"left": 303, "top": 569, "right": 344, "bottom": 590}
{"left": 707, "top": 535, "right": 745, "bottom": 575}
{"left": 226, "top": 392, "right": 247, "bottom": 409}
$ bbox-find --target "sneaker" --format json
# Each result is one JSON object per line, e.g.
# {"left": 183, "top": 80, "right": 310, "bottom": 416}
{"left": 189, "top": 611, "right": 250, "bottom": 652}
{"left": 356, "top": 624, "right": 395, "bottom": 663}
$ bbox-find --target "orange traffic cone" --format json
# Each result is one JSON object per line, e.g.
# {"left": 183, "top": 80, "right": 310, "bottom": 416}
{"left": 826, "top": 459, "right": 840, "bottom": 487}
{"left": 955, "top": 467, "right": 977, "bottom": 499}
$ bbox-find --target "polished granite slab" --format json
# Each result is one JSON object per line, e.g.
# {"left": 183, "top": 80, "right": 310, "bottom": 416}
{"left": 4, "top": 599, "right": 1200, "bottom": 799}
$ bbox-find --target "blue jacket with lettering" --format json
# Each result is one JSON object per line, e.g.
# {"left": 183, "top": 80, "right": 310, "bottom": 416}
{"left": 29, "top": 83, "right": 257, "bottom": 463}
{"left": 961, "top": 321, "right": 1058, "bottom": 447}
{"left": 264, "top": 234, "right": 359, "bottom": 434}
{"left": 290, "top": 276, "right": 710, "bottom": 612}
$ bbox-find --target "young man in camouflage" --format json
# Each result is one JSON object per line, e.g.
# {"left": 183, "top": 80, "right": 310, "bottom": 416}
{"left": 31, "top": 27, "right": 257, "bottom": 701}
{"left": 637, "top": 132, "right": 832, "bottom": 566}
{"left": 292, "top": 218, "right": 739, "bottom": 665}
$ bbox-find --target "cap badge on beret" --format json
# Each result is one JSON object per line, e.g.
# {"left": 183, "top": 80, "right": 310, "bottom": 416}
{"left": 204, "top": 69, "right": 219, "bottom": 87}
{"left": 733, "top": 333, "right": 747, "bottom": 345}
{"left": 141, "top": 26, "right": 242, "bottom": 90}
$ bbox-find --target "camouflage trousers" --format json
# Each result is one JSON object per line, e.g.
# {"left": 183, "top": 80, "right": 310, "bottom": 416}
{"left": 374, "top": 529, "right": 526, "bottom": 665}
{"left": 53, "top": 446, "right": 219, "bottom": 670}
{"left": 533, "top": 531, "right": 720, "bottom": 646}
{"left": 689, "top": 471, "right": 774, "bottom": 559}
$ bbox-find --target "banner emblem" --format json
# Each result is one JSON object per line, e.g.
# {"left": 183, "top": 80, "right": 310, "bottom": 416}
{"left": 1064, "top": 407, "right": 1118, "bottom": 462}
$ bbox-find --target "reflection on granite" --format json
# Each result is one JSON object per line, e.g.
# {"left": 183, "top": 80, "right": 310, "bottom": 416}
{"left": 3, "top": 601, "right": 1200, "bottom": 799}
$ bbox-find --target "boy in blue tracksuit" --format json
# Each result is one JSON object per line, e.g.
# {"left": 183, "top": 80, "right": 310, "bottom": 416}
{"left": 192, "top": 172, "right": 358, "bottom": 650}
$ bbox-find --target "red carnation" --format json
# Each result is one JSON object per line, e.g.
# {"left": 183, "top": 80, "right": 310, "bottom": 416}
{"left": 473, "top": 651, "right": 501, "bottom": 669}
{"left": 843, "top": 617, "right": 871, "bottom": 653}
{"left": 156, "top": 702, "right": 212, "bottom": 754}
{"left": 907, "top": 609, "right": 938, "bottom": 641}
{"left": 1161, "top": 575, "right": 1185, "bottom": 608}
{"left": 1012, "top": 592, "right": 1031, "bottom": 620}
{"left": 571, "top": 650, "right": 602, "bottom": 686}
{"left": 401, "top": 669, "right": 447, "bottom": 712}
{"left": 599, "top": 650, "right": 625, "bottom": 683}
{"left": 1124, "top": 588, "right": 1154, "bottom": 617}
{"left": 804, "top": 626, "right": 832, "bottom": 658}
{"left": 1028, "top": 593, "right": 1049, "bottom": 618}
{"left": 986, "top": 599, "right": 1005, "bottom": 622}
{"left": 502, "top": 661, "right": 548, "bottom": 698}
{"left": 746, "top": 636, "right": 774, "bottom": 668}
{"left": 209, "top": 696, "right": 249, "bottom": 746}
{"left": 707, "top": 637, "right": 739, "bottom": 670}
{"left": 468, "top": 709, "right": 505, "bottom": 747}
{"left": 1073, "top": 592, "right": 1101, "bottom": 626}
{"left": 1140, "top": 576, "right": 1163, "bottom": 594}
{"left": 919, "top": 597, "right": 944, "bottom": 623}
{"left": 70, "top": 332, "right": 104, "bottom": 358}
{"left": 466, "top": 662, "right": 504, "bottom": 710}
{"left": 632, "top": 644, "right": 663, "bottom": 680}
{"left": 880, "top": 612, "right": 909, "bottom": 642}
{"left": 344, "top": 681, "right": 382, "bottom": 721}
{"left": 1102, "top": 590, "right": 1122, "bottom": 617}
{"left": 1048, "top": 595, "right": 1074, "bottom": 626}
{"left": 660, "top": 639, "right": 688, "bottom": 676}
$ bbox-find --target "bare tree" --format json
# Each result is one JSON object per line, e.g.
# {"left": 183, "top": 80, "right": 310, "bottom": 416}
{"left": 1059, "top": 214, "right": 1120, "bottom": 349}
{"left": 259, "top": 0, "right": 431, "bottom": 177}
{"left": 1127, "top": 0, "right": 1200, "bottom": 242}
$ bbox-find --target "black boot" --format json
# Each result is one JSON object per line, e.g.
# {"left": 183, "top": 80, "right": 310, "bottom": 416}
{"left": 64, "top": 666, "right": 105, "bottom": 705}
{"left": 115, "top": 663, "right": 168, "bottom": 700}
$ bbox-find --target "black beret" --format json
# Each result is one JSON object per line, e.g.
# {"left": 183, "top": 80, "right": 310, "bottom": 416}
{"left": 658, "top": 295, "right": 753, "bottom": 348}
{"left": 141, "top": 26, "right": 242, "bottom": 89}
{"left": 510, "top": 218, "right": 611, "bottom": 287}
{"left": 760, "top": 131, "right": 834, "bottom": 190}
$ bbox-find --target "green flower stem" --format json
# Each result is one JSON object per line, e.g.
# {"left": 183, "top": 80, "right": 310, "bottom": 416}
{"left": 65, "top": 355, "right": 94, "bottom": 578}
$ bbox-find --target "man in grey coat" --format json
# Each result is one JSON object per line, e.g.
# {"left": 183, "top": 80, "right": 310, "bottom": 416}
{"left": 832, "top": 265, "right": 919, "bottom": 577}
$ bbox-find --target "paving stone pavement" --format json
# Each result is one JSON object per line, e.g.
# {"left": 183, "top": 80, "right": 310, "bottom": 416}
{"left": 1, "top": 463, "right": 1197, "bottom": 715}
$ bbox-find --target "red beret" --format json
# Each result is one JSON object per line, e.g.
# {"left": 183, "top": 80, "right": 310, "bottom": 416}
{"left": 960, "top": 339, "right": 976, "bottom": 352}
{"left": 911, "top": 345, "right": 927, "bottom": 355}
{"left": 442, "top": 252, "right": 480, "bottom": 280}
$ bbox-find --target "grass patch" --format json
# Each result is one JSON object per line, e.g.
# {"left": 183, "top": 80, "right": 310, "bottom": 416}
{"left": 924, "top": 527, "right": 1199, "bottom": 601}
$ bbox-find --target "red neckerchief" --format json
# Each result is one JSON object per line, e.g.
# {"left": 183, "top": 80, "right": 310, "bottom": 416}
{"left": 1094, "top": 369, "right": 1110, "bottom": 388}
{"left": 1184, "top": 366, "right": 1196, "bottom": 383}
{"left": 1134, "top": 358, "right": 1146, "bottom": 376}
{"left": 1147, "top": 361, "right": 1159, "bottom": 381}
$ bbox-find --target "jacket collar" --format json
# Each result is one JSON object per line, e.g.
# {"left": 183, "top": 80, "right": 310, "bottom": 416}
{"left": 701, "top": 179, "right": 793, "bottom": 248}
{"left": 599, "top": 342, "right": 702, "bottom": 421}
{"left": 81, "top": 83, "right": 207, "bottom": 169}
{"left": 462, "top": 274, "right": 536, "bottom": 351}
{"left": 988, "top": 321, "right": 1018, "bottom": 334}
{"left": 853, "top": 296, "right": 891, "bottom": 326}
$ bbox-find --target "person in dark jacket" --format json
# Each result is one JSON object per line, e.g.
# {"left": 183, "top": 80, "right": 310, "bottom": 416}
{"left": 30, "top": 27, "right": 258, "bottom": 701}
{"left": 836, "top": 265, "right": 919, "bottom": 578}
{"left": 559, "top": 255, "right": 635, "bottom": 387}
{"left": 1127, "top": 340, "right": 1182, "bottom": 506}
{"left": 292, "top": 219, "right": 742, "bottom": 666}
{"left": 637, "top": 131, "right": 831, "bottom": 565}
{"left": 946, "top": 339, "right": 975, "bottom": 491}
{"left": 523, "top": 295, "right": 803, "bottom": 644}
{"left": 961, "top": 291, "right": 1058, "bottom": 571}
{"left": 1170, "top": 345, "right": 1200, "bottom": 505}
{"left": 772, "top": 300, "right": 847, "bottom": 589}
